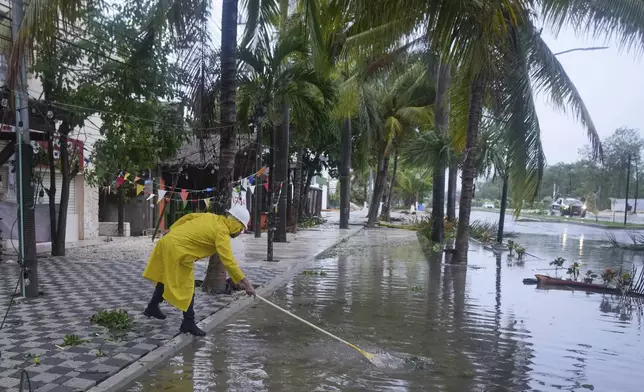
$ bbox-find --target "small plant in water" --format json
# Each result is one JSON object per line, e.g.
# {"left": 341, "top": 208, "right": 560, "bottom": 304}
{"left": 601, "top": 268, "right": 617, "bottom": 286}
{"left": 507, "top": 240, "right": 515, "bottom": 255}
{"left": 583, "top": 270, "right": 598, "bottom": 284}
{"left": 566, "top": 262, "right": 581, "bottom": 281}
{"left": 515, "top": 246, "right": 526, "bottom": 260}
{"left": 410, "top": 286, "right": 423, "bottom": 292}
{"left": 62, "top": 334, "right": 86, "bottom": 347}
{"left": 302, "top": 270, "right": 328, "bottom": 276}
{"left": 550, "top": 257, "right": 566, "bottom": 278}
{"left": 431, "top": 244, "right": 442, "bottom": 253}
{"left": 616, "top": 272, "right": 633, "bottom": 293}
{"left": 32, "top": 355, "right": 40, "bottom": 365}
{"left": 96, "top": 349, "right": 105, "bottom": 358}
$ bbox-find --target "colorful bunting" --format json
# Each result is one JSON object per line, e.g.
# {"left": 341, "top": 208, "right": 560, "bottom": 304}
{"left": 146, "top": 193, "right": 155, "bottom": 201}
{"left": 203, "top": 198, "right": 211, "bottom": 209}
{"left": 136, "top": 184, "right": 144, "bottom": 195}
{"left": 116, "top": 176, "right": 125, "bottom": 188}
{"left": 264, "top": 182, "right": 269, "bottom": 191}
{"left": 180, "top": 189, "right": 189, "bottom": 208}
{"left": 134, "top": 176, "right": 141, "bottom": 183}
{"left": 249, "top": 185, "right": 256, "bottom": 194}
{"left": 157, "top": 189, "right": 167, "bottom": 203}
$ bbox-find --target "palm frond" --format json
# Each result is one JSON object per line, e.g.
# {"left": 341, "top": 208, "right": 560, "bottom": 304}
{"left": 525, "top": 19, "right": 602, "bottom": 159}
{"left": 540, "top": 0, "right": 644, "bottom": 55}
{"left": 400, "top": 129, "right": 455, "bottom": 170}
{"left": 395, "top": 106, "right": 434, "bottom": 127}
{"left": 502, "top": 25, "right": 547, "bottom": 214}
{"left": 240, "top": 0, "right": 279, "bottom": 48}
{"left": 7, "top": 0, "right": 88, "bottom": 88}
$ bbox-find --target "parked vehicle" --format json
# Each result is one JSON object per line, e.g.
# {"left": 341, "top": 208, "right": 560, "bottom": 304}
{"left": 550, "top": 197, "right": 587, "bottom": 217}
{"left": 483, "top": 202, "right": 495, "bottom": 209}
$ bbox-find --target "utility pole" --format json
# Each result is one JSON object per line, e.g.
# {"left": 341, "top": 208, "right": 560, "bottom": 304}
{"left": 625, "top": 154, "right": 631, "bottom": 226}
{"left": 339, "top": 117, "right": 351, "bottom": 229}
{"left": 12, "top": 0, "right": 38, "bottom": 298}
{"left": 635, "top": 158, "right": 639, "bottom": 214}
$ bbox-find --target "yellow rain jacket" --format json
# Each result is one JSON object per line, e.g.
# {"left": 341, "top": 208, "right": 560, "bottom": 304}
{"left": 142, "top": 213, "right": 246, "bottom": 312}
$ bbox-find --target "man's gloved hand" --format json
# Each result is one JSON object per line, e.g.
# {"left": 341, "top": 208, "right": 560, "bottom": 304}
{"left": 240, "top": 277, "right": 256, "bottom": 297}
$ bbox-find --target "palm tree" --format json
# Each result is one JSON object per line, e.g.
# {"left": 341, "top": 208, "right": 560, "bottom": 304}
{"left": 356, "top": 61, "right": 433, "bottom": 227}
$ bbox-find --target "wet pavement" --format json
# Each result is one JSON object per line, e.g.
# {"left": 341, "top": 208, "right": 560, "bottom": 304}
{"left": 126, "top": 228, "right": 644, "bottom": 392}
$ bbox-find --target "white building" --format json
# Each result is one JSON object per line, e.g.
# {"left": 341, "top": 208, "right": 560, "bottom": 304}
{"left": 0, "top": 58, "right": 101, "bottom": 248}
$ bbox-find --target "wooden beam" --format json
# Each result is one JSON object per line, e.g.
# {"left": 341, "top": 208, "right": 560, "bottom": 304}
{"left": 0, "top": 130, "right": 48, "bottom": 141}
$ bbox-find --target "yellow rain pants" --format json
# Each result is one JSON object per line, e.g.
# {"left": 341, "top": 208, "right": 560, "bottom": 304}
{"left": 142, "top": 213, "right": 246, "bottom": 312}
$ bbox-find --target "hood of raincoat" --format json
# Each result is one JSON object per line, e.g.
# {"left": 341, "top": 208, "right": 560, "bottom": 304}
{"left": 223, "top": 214, "right": 245, "bottom": 235}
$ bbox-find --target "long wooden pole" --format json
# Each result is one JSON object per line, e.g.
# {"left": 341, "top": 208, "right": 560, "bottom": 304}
{"left": 152, "top": 169, "right": 182, "bottom": 241}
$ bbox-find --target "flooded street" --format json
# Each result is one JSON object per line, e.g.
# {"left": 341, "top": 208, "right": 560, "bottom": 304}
{"left": 128, "top": 227, "right": 644, "bottom": 392}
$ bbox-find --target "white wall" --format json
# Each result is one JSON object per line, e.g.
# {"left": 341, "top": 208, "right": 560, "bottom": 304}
{"left": 26, "top": 72, "right": 102, "bottom": 241}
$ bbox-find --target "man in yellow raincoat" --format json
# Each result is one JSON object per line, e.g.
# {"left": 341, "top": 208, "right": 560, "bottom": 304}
{"left": 142, "top": 204, "right": 255, "bottom": 336}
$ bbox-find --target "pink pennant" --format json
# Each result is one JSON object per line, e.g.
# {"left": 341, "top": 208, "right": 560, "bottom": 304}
{"left": 264, "top": 182, "right": 269, "bottom": 191}
{"left": 116, "top": 176, "right": 125, "bottom": 188}
{"left": 180, "top": 189, "right": 189, "bottom": 207}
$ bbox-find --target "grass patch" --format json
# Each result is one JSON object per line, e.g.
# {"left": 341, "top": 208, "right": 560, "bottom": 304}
{"left": 62, "top": 334, "right": 86, "bottom": 347}
{"left": 298, "top": 216, "right": 327, "bottom": 228}
{"left": 90, "top": 309, "right": 135, "bottom": 337}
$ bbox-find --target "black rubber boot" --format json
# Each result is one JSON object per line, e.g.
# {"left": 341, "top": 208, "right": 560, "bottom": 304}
{"left": 180, "top": 319, "right": 206, "bottom": 337}
{"left": 144, "top": 304, "right": 167, "bottom": 320}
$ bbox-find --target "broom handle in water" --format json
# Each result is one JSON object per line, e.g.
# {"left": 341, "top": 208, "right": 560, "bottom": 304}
{"left": 255, "top": 295, "right": 366, "bottom": 355}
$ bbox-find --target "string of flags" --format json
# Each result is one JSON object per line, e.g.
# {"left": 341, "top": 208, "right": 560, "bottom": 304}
{"left": 110, "top": 166, "right": 284, "bottom": 209}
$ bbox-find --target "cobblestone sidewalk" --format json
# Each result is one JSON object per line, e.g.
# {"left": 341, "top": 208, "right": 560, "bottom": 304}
{"left": 0, "top": 226, "right": 356, "bottom": 392}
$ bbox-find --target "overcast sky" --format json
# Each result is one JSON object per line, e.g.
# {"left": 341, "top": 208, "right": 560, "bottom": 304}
{"left": 536, "top": 28, "right": 644, "bottom": 164}
{"left": 208, "top": 6, "right": 643, "bottom": 166}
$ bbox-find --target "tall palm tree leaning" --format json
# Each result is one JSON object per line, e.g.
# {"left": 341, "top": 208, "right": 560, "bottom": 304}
{"left": 451, "top": 5, "right": 609, "bottom": 263}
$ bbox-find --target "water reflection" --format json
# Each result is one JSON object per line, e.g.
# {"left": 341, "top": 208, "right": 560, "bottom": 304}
{"left": 128, "top": 230, "right": 644, "bottom": 392}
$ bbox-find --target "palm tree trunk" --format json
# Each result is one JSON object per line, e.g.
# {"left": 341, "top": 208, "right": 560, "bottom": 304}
{"left": 366, "top": 155, "right": 389, "bottom": 227}
{"left": 274, "top": 103, "right": 289, "bottom": 242}
{"left": 453, "top": 76, "right": 485, "bottom": 263}
{"left": 431, "top": 59, "right": 451, "bottom": 242}
{"left": 290, "top": 149, "right": 304, "bottom": 229}
{"left": 447, "top": 162, "right": 457, "bottom": 222}
{"left": 203, "top": 0, "right": 238, "bottom": 294}
{"left": 496, "top": 175, "right": 509, "bottom": 244}
{"left": 381, "top": 150, "right": 398, "bottom": 221}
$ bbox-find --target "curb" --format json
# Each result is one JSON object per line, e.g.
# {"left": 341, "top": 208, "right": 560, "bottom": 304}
{"left": 88, "top": 227, "right": 363, "bottom": 392}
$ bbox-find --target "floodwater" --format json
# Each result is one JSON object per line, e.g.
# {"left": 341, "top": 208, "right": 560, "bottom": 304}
{"left": 128, "top": 228, "right": 644, "bottom": 392}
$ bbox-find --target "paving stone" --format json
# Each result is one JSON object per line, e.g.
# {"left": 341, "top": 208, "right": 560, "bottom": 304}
{"left": 62, "top": 377, "right": 96, "bottom": 389}
{"left": 31, "top": 372, "right": 63, "bottom": 383}
{"left": 0, "top": 228, "right": 342, "bottom": 391}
